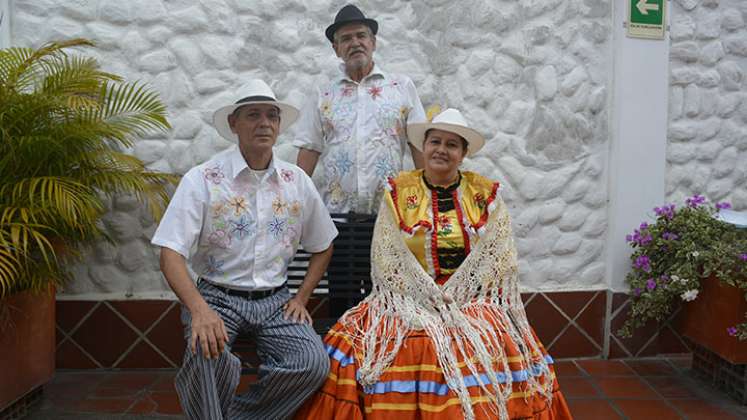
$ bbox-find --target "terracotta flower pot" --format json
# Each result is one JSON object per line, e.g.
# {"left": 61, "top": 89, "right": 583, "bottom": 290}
{"left": 0, "top": 286, "right": 56, "bottom": 410}
{"left": 678, "top": 275, "right": 747, "bottom": 364}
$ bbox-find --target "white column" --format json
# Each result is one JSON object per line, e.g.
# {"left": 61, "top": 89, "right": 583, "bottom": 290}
{"left": 604, "top": 1, "right": 670, "bottom": 353}
{"left": 0, "top": 0, "right": 10, "bottom": 48}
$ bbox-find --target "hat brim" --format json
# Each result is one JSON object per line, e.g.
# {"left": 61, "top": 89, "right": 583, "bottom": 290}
{"left": 212, "top": 101, "right": 299, "bottom": 143}
{"left": 325, "top": 19, "right": 378, "bottom": 43}
{"left": 407, "top": 122, "right": 485, "bottom": 157}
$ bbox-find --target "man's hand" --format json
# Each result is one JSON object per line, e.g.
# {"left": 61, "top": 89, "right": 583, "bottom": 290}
{"left": 283, "top": 296, "right": 312, "bottom": 324}
{"left": 190, "top": 306, "right": 229, "bottom": 359}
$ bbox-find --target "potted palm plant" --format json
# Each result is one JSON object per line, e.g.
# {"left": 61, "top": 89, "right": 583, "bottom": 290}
{"left": 0, "top": 39, "right": 178, "bottom": 412}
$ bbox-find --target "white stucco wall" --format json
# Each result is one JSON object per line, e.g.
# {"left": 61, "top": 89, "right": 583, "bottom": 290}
{"left": 0, "top": 0, "right": 9, "bottom": 48}
{"left": 666, "top": 0, "right": 747, "bottom": 210}
{"left": 11, "top": 0, "right": 614, "bottom": 297}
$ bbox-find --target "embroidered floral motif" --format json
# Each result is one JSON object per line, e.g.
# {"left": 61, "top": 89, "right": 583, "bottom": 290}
{"left": 203, "top": 165, "right": 225, "bottom": 185}
{"left": 272, "top": 197, "right": 287, "bottom": 216}
{"left": 399, "top": 106, "right": 408, "bottom": 119}
{"left": 227, "top": 196, "right": 248, "bottom": 216}
{"left": 321, "top": 101, "right": 332, "bottom": 117}
{"left": 406, "top": 195, "right": 418, "bottom": 209}
{"left": 374, "top": 156, "right": 395, "bottom": 179}
{"left": 280, "top": 169, "right": 295, "bottom": 183}
{"left": 341, "top": 84, "right": 355, "bottom": 97}
{"left": 322, "top": 119, "right": 335, "bottom": 135}
{"left": 208, "top": 230, "right": 231, "bottom": 249}
{"left": 289, "top": 200, "right": 302, "bottom": 217}
{"left": 212, "top": 201, "right": 229, "bottom": 218}
{"left": 282, "top": 226, "right": 299, "bottom": 247}
{"left": 394, "top": 120, "right": 406, "bottom": 137}
{"left": 213, "top": 219, "right": 227, "bottom": 231}
{"left": 368, "top": 85, "right": 382, "bottom": 99}
{"left": 474, "top": 192, "right": 487, "bottom": 210}
{"left": 205, "top": 256, "right": 225, "bottom": 276}
{"left": 332, "top": 151, "right": 353, "bottom": 176}
{"left": 329, "top": 181, "right": 350, "bottom": 208}
{"left": 268, "top": 217, "right": 286, "bottom": 238}
{"left": 437, "top": 215, "right": 453, "bottom": 236}
{"left": 230, "top": 216, "right": 253, "bottom": 239}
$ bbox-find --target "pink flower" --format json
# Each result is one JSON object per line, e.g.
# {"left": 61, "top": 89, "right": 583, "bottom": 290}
{"left": 280, "top": 169, "right": 294, "bottom": 183}
{"left": 368, "top": 85, "right": 382, "bottom": 99}
{"left": 203, "top": 166, "right": 225, "bottom": 185}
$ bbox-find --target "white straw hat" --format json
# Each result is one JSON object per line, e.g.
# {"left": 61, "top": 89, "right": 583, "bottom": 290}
{"left": 407, "top": 108, "right": 485, "bottom": 157}
{"left": 212, "top": 79, "right": 299, "bottom": 142}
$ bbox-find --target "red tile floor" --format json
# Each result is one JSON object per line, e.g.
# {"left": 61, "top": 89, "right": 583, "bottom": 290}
{"left": 23, "top": 356, "right": 747, "bottom": 419}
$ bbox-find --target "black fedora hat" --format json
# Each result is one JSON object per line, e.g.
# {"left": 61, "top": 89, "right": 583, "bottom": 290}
{"left": 325, "top": 4, "right": 378, "bottom": 43}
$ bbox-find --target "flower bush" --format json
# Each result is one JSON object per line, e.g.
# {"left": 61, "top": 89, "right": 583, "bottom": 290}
{"left": 619, "top": 195, "right": 747, "bottom": 340}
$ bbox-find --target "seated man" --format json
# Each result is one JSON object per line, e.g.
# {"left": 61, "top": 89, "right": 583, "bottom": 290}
{"left": 151, "top": 79, "right": 337, "bottom": 419}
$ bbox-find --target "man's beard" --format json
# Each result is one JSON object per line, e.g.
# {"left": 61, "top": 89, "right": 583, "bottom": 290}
{"left": 346, "top": 53, "right": 370, "bottom": 70}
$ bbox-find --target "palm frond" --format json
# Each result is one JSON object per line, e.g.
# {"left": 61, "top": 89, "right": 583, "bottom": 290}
{"left": 41, "top": 55, "right": 121, "bottom": 107}
{"left": 93, "top": 81, "right": 171, "bottom": 144}
{"left": 1, "top": 39, "right": 95, "bottom": 93}
{"left": 1, "top": 177, "right": 106, "bottom": 230}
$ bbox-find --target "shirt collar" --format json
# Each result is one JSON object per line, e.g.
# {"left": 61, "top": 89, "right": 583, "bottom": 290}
{"left": 228, "top": 146, "right": 279, "bottom": 180}
{"left": 337, "top": 63, "right": 387, "bottom": 84}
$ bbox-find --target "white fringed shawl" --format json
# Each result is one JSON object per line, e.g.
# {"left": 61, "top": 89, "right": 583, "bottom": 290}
{"left": 339, "top": 197, "right": 553, "bottom": 420}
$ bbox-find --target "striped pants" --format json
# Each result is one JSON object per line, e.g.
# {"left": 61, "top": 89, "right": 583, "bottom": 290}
{"left": 175, "top": 281, "right": 329, "bottom": 420}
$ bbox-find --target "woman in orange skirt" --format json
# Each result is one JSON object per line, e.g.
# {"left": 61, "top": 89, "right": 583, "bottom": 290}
{"left": 296, "top": 109, "right": 573, "bottom": 420}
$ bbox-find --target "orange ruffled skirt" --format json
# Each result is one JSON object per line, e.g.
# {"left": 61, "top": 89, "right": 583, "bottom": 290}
{"left": 295, "top": 304, "right": 573, "bottom": 419}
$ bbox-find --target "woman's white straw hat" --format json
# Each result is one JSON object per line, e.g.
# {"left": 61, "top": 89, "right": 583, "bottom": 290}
{"left": 212, "top": 79, "right": 299, "bottom": 142}
{"left": 407, "top": 108, "right": 485, "bottom": 157}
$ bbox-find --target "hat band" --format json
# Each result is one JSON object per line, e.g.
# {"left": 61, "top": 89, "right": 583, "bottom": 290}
{"left": 235, "top": 95, "right": 276, "bottom": 104}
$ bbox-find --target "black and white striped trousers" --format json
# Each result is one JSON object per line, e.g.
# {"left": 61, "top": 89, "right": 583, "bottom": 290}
{"left": 175, "top": 281, "right": 329, "bottom": 419}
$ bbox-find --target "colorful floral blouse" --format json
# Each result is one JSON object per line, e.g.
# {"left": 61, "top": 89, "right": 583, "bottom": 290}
{"left": 384, "top": 170, "right": 500, "bottom": 284}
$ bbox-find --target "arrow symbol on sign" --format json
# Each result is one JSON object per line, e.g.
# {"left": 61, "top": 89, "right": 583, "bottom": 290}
{"left": 636, "top": 0, "right": 660, "bottom": 15}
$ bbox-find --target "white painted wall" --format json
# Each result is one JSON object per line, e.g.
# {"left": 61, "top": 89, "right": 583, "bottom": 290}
{"left": 606, "top": 0, "right": 670, "bottom": 292}
{"left": 4, "top": 2, "right": 739, "bottom": 302}
{"left": 0, "top": 0, "right": 9, "bottom": 48}
{"left": 21, "top": 1, "right": 747, "bottom": 299}
{"left": 9, "top": 1, "right": 615, "bottom": 298}
{"left": 666, "top": 0, "right": 747, "bottom": 209}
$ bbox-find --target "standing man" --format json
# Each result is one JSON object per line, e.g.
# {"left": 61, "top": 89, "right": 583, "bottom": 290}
{"left": 152, "top": 80, "right": 337, "bottom": 419}
{"left": 294, "top": 4, "right": 427, "bottom": 215}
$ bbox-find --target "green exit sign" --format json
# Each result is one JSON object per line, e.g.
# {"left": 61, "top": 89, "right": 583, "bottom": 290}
{"left": 628, "top": 0, "right": 667, "bottom": 39}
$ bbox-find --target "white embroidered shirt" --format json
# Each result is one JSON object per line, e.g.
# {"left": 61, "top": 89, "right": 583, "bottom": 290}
{"left": 293, "top": 64, "right": 426, "bottom": 214}
{"left": 152, "top": 146, "right": 338, "bottom": 290}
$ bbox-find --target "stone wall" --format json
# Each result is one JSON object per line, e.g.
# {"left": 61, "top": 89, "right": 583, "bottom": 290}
{"left": 11, "top": 0, "right": 612, "bottom": 295}
{"left": 668, "top": 0, "right": 747, "bottom": 209}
